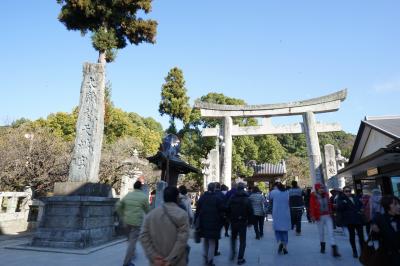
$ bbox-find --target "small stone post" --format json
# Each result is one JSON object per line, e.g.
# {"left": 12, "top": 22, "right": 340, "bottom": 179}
{"left": 6, "top": 196, "right": 17, "bottom": 213}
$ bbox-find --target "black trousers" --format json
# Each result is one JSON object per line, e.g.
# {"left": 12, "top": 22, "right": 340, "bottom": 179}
{"left": 347, "top": 224, "right": 365, "bottom": 253}
{"left": 290, "top": 208, "right": 303, "bottom": 233}
{"left": 224, "top": 220, "right": 230, "bottom": 234}
{"left": 253, "top": 215, "right": 264, "bottom": 237}
{"left": 231, "top": 222, "right": 247, "bottom": 260}
{"left": 305, "top": 206, "right": 312, "bottom": 222}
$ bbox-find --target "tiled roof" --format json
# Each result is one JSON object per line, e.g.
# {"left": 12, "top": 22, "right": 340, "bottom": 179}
{"left": 252, "top": 161, "right": 286, "bottom": 176}
{"left": 364, "top": 116, "right": 400, "bottom": 139}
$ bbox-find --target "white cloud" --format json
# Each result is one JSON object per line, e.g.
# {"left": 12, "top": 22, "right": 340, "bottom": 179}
{"left": 373, "top": 78, "right": 400, "bottom": 93}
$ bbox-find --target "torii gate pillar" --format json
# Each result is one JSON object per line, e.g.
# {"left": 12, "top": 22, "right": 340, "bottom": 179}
{"left": 222, "top": 117, "right": 233, "bottom": 187}
{"left": 303, "top": 112, "right": 324, "bottom": 186}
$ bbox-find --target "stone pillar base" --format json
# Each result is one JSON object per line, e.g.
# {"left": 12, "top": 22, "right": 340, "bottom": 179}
{"left": 53, "top": 182, "right": 111, "bottom": 197}
{"left": 31, "top": 196, "right": 117, "bottom": 249}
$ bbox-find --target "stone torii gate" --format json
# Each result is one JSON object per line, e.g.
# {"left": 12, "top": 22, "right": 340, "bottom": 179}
{"left": 194, "top": 89, "right": 347, "bottom": 188}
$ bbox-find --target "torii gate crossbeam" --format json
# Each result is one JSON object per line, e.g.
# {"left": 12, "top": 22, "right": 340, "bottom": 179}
{"left": 194, "top": 89, "right": 347, "bottom": 188}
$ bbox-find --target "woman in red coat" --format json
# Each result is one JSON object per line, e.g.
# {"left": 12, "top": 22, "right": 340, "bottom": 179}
{"left": 310, "top": 183, "right": 341, "bottom": 257}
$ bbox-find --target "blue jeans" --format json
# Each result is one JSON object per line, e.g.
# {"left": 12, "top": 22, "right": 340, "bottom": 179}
{"left": 274, "top": 230, "right": 288, "bottom": 244}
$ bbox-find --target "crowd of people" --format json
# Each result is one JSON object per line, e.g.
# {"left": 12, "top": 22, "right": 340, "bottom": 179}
{"left": 116, "top": 179, "right": 400, "bottom": 266}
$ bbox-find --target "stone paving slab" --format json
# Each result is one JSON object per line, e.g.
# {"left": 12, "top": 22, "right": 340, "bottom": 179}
{"left": 5, "top": 237, "right": 126, "bottom": 255}
{"left": 0, "top": 219, "right": 362, "bottom": 266}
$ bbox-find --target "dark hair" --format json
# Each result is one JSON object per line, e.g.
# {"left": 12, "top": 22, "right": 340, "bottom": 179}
{"left": 343, "top": 186, "right": 352, "bottom": 192}
{"left": 237, "top": 182, "right": 246, "bottom": 191}
{"left": 207, "top": 182, "right": 216, "bottom": 192}
{"left": 221, "top": 184, "right": 229, "bottom": 191}
{"left": 164, "top": 186, "right": 179, "bottom": 203}
{"left": 381, "top": 195, "right": 400, "bottom": 213}
{"left": 252, "top": 186, "right": 260, "bottom": 193}
{"left": 291, "top": 180, "right": 298, "bottom": 188}
{"left": 178, "top": 185, "right": 187, "bottom": 195}
{"left": 214, "top": 182, "right": 221, "bottom": 191}
{"left": 277, "top": 183, "right": 285, "bottom": 192}
{"left": 134, "top": 181, "right": 142, "bottom": 189}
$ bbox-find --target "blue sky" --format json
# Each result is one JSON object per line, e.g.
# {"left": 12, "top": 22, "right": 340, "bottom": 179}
{"left": 1, "top": 1, "right": 399, "bottom": 134}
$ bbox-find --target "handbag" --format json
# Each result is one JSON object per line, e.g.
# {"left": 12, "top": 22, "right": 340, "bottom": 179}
{"left": 359, "top": 235, "right": 382, "bottom": 266}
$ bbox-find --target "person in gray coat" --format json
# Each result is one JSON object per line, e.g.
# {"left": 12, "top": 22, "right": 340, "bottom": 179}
{"left": 249, "top": 186, "right": 265, "bottom": 239}
{"left": 269, "top": 183, "right": 291, "bottom": 255}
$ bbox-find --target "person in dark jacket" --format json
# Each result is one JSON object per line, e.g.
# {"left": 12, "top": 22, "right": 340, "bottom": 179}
{"left": 195, "top": 182, "right": 224, "bottom": 266}
{"left": 304, "top": 187, "right": 312, "bottom": 223}
{"left": 371, "top": 195, "right": 400, "bottom": 266}
{"left": 336, "top": 186, "right": 365, "bottom": 258}
{"left": 289, "top": 180, "right": 305, "bottom": 235}
{"left": 227, "top": 182, "right": 253, "bottom": 265}
{"left": 221, "top": 184, "right": 230, "bottom": 237}
{"left": 213, "top": 182, "right": 227, "bottom": 257}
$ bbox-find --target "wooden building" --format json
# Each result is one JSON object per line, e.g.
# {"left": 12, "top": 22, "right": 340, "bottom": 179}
{"left": 337, "top": 116, "right": 400, "bottom": 196}
{"left": 245, "top": 160, "right": 286, "bottom": 190}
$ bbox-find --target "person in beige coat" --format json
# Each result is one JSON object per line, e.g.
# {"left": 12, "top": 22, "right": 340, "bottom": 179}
{"left": 140, "top": 186, "right": 190, "bottom": 266}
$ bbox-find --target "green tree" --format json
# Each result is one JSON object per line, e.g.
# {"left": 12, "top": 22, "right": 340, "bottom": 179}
{"left": 179, "top": 93, "right": 286, "bottom": 184}
{"left": 159, "top": 67, "right": 191, "bottom": 132}
{"left": 46, "top": 112, "right": 77, "bottom": 141}
{"left": 11, "top": 118, "right": 31, "bottom": 128}
{"left": 285, "top": 155, "right": 311, "bottom": 188}
{"left": 57, "top": 0, "right": 157, "bottom": 64}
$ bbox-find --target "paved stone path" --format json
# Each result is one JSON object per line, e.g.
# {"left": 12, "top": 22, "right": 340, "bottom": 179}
{"left": 0, "top": 219, "right": 362, "bottom": 266}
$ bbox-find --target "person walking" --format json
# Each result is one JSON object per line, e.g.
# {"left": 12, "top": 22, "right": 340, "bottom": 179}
{"left": 304, "top": 187, "right": 312, "bottom": 223}
{"left": 371, "top": 195, "right": 400, "bottom": 266}
{"left": 227, "top": 182, "right": 253, "bottom": 265}
{"left": 221, "top": 184, "right": 230, "bottom": 237}
{"left": 336, "top": 186, "right": 365, "bottom": 258}
{"left": 140, "top": 186, "right": 190, "bottom": 266}
{"left": 310, "top": 183, "right": 341, "bottom": 257}
{"left": 195, "top": 182, "right": 224, "bottom": 266}
{"left": 289, "top": 180, "right": 305, "bottom": 236}
{"left": 116, "top": 181, "right": 150, "bottom": 266}
{"left": 179, "top": 185, "right": 194, "bottom": 225}
{"left": 249, "top": 186, "right": 265, "bottom": 239}
{"left": 213, "top": 182, "right": 227, "bottom": 257}
{"left": 269, "top": 182, "right": 291, "bottom": 255}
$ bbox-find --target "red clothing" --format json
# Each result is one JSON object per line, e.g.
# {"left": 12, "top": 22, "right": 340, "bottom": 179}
{"left": 310, "top": 192, "right": 333, "bottom": 220}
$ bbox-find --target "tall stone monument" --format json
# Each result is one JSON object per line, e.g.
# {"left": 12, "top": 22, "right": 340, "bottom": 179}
{"left": 201, "top": 149, "right": 220, "bottom": 190}
{"left": 53, "top": 63, "right": 109, "bottom": 195}
{"left": 32, "top": 63, "right": 117, "bottom": 249}
{"left": 69, "top": 64, "right": 105, "bottom": 182}
{"left": 336, "top": 149, "right": 348, "bottom": 188}
{"left": 324, "top": 144, "right": 338, "bottom": 188}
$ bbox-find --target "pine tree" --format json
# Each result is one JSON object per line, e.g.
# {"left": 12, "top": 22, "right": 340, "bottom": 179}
{"left": 159, "top": 67, "right": 191, "bottom": 130}
{"left": 57, "top": 0, "right": 157, "bottom": 64}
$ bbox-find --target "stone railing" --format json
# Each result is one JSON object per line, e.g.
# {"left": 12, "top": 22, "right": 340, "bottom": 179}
{"left": 0, "top": 189, "right": 42, "bottom": 234}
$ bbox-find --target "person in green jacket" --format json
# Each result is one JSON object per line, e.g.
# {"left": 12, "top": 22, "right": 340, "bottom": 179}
{"left": 117, "top": 180, "right": 150, "bottom": 266}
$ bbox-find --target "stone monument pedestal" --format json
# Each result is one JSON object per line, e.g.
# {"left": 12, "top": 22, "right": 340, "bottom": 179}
{"left": 53, "top": 182, "right": 112, "bottom": 197}
{"left": 32, "top": 195, "right": 117, "bottom": 249}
